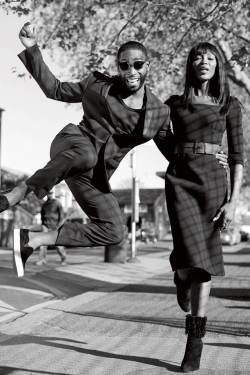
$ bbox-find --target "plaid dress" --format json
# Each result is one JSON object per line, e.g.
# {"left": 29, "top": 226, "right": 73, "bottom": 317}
{"left": 165, "top": 96, "right": 244, "bottom": 276}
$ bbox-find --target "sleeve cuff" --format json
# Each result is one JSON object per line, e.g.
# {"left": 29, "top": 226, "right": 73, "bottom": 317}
{"left": 228, "top": 155, "right": 244, "bottom": 167}
{"left": 18, "top": 44, "right": 40, "bottom": 60}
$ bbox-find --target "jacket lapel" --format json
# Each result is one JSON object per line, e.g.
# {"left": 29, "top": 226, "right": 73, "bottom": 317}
{"left": 143, "top": 86, "right": 156, "bottom": 138}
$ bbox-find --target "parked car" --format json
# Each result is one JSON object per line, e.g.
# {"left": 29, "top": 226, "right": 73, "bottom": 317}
{"left": 220, "top": 226, "right": 241, "bottom": 246}
{"left": 239, "top": 224, "right": 250, "bottom": 242}
{"left": 140, "top": 229, "right": 157, "bottom": 243}
{"left": 163, "top": 228, "right": 173, "bottom": 241}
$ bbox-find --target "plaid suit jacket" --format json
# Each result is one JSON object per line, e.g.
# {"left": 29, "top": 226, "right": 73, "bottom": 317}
{"left": 18, "top": 45, "right": 170, "bottom": 192}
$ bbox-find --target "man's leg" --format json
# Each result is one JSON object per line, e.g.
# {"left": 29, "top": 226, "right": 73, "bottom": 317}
{"left": 36, "top": 246, "right": 48, "bottom": 265}
{"left": 36, "top": 225, "right": 48, "bottom": 265}
{"left": 0, "top": 125, "right": 97, "bottom": 208}
{"left": 60, "top": 173, "right": 124, "bottom": 246}
{"left": 14, "top": 174, "right": 124, "bottom": 276}
{"left": 56, "top": 246, "right": 67, "bottom": 264}
{"left": 28, "top": 174, "right": 124, "bottom": 248}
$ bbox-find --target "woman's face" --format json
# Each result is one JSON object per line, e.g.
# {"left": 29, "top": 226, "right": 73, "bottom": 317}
{"left": 192, "top": 50, "right": 217, "bottom": 82}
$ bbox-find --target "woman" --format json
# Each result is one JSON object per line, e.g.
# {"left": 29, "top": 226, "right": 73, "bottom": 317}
{"left": 165, "top": 42, "right": 244, "bottom": 372}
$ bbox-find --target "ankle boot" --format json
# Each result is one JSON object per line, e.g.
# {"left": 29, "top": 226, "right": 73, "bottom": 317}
{"left": 181, "top": 314, "right": 207, "bottom": 372}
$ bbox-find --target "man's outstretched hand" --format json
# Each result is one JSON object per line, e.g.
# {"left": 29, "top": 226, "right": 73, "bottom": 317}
{"left": 19, "top": 22, "right": 37, "bottom": 48}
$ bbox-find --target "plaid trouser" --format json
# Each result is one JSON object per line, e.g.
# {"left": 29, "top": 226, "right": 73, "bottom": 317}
{"left": 26, "top": 124, "right": 124, "bottom": 247}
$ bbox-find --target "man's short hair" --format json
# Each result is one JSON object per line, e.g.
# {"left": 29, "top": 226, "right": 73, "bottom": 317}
{"left": 117, "top": 41, "right": 148, "bottom": 60}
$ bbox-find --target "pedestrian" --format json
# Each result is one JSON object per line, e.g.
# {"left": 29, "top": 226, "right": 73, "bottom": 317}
{"left": 36, "top": 190, "right": 67, "bottom": 266}
{"left": 0, "top": 23, "right": 227, "bottom": 279}
{"left": 165, "top": 42, "right": 244, "bottom": 372}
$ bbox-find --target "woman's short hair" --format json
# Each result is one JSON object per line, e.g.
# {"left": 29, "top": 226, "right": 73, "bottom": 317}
{"left": 117, "top": 41, "right": 148, "bottom": 61}
{"left": 183, "top": 42, "right": 230, "bottom": 114}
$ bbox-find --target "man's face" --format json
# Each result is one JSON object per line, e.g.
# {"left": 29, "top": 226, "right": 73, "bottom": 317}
{"left": 117, "top": 48, "right": 149, "bottom": 92}
{"left": 47, "top": 192, "right": 54, "bottom": 200}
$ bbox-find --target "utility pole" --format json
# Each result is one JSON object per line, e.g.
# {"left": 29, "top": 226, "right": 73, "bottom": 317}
{"left": 129, "top": 149, "right": 140, "bottom": 261}
{"left": 0, "top": 108, "right": 4, "bottom": 190}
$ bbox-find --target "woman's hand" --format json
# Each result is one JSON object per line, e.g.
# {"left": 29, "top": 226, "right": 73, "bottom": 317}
{"left": 215, "top": 150, "right": 228, "bottom": 169}
{"left": 213, "top": 201, "right": 236, "bottom": 230}
{"left": 19, "top": 22, "right": 37, "bottom": 48}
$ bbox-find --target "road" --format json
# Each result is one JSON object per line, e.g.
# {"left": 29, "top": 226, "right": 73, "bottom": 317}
{"left": 0, "top": 240, "right": 248, "bottom": 323}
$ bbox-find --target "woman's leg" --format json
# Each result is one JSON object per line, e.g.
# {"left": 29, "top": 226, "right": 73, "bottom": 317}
{"left": 191, "top": 275, "right": 211, "bottom": 317}
{"left": 174, "top": 268, "right": 192, "bottom": 312}
{"left": 181, "top": 269, "right": 211, "bottom": 372}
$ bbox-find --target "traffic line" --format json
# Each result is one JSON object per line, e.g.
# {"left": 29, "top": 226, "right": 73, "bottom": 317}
{"left": 0, "top": 298, "right": 62, "bottom": 324}
{"left": 0, "top": 300, "right": 17, "bottom": 313}
{"left": 0, "top": 285, "right": 54, "bottom": 297}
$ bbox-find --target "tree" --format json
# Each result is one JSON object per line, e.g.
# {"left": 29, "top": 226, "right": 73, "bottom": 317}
{"left": 2, "top": 1, "right": 249, "bottom": 95}
{"left": 1, "top": 0, "right": 250, "bottom": 182}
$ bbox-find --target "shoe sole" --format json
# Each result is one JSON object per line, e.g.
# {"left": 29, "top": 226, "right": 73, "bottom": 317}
{"left": 13, "top": 228, "right": 24, "bottom": 278}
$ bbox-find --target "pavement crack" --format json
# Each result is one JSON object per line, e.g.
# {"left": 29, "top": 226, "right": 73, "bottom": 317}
{"left": 4, "top": 311, "right": 28, "bottom": 325}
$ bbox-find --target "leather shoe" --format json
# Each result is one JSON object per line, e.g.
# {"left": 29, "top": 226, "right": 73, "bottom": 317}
{"left": 0, "top": 195, "right": 9, "bottom": 213}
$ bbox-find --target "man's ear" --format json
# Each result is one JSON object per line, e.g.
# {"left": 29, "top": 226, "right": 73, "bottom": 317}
{"left": 145, "top": 61, "right": 150, "bottom": 72}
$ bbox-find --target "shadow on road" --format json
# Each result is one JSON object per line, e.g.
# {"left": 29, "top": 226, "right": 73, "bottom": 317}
{"left": 224, "top": 262, "right": 250, "bottom": 267}
{"left": 206, "top": 342, "right": 250, "bottom": 350}
{"left": 0, "top": 333, "right": 181, "bottom": 373}
{"left": 43, "top": 307, "right": 250, "bottom": 337}
{"left": 0, "top": 366, "right": 68, "bottom": 375}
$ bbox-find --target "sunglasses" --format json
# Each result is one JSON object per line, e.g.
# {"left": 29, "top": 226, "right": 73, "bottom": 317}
{"left": 118, "top": 61, "right": 146, "bottom": 71}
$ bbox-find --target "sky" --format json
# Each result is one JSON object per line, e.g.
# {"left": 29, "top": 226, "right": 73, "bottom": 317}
{"left": 0, "top": 9, "right": 168, "bottom": 189}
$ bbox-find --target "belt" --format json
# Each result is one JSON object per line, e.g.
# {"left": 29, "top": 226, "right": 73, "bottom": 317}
{"left": 174, "top": 142, "right": 221, "bottom": 155}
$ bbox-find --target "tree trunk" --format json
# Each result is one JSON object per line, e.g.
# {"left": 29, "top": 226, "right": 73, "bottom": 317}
{"left": 104, "top": 239, "right": 128, "bottom": 263}
{"left": 216, "top": 34, "right": 250, "bottom": 96}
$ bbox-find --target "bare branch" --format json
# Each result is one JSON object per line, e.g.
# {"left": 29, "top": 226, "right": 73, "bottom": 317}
{"left": 217, "top": 38, "right": 250, "bottom": 96}
{"left": 42, "top": 0, "right": 71, "bottom": 48}
{"left": 190, "top": 0, "right": 221, "bottom": 22}
{"left": 111, "top": 2, "right": 149, "bottom": 44}
{"left": 190, "top": 0, "right": 233, "bottom": 23}
{"left": 143, "top": 10, "right": 162, "bottom": 42}
{"left": 165, "top": 22, "right": 195, "bottom": 74}
{"left": 221, "top": 25, "right": 250, "bottom": 44}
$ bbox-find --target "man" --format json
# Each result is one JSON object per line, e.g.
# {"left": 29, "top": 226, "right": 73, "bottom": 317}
{"left": 36, "top": 190, "right": 67, "bottom": 266}
{"left": 0, "top": 22, "right": 171, "bottom": 277}
{"left": 0, "top": 23, "right": 226, "bottom": 277}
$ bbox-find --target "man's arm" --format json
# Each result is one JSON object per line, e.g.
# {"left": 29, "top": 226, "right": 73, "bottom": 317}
{"left": 18, "top": 22, "right": 89, "bottom": 103}
{"left": 154, "top": 126, "right": 176, "bottom": 162}
{"left": 153, "top": 106, "right": 175, "bottom": 162}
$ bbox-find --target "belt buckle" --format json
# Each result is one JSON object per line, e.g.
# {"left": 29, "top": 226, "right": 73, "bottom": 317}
{"left": 194, "top": 142, "right": 205, "bottom": 154}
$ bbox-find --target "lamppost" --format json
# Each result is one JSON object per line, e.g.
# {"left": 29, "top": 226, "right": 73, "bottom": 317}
{"left": 129, "top": 149, "right": 140, "bottom": 261}
{"left": 0, "top": 107, "right": 5, "bottom": 190}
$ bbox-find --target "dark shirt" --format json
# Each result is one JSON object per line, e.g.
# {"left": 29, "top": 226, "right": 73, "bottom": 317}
{"left": 41, "top": 198, "right": 64, "bottom": 227}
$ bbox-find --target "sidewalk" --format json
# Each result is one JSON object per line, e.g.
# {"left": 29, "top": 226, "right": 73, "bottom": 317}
{"left": 0, "top": 242, "right": 250, "bottom": 374}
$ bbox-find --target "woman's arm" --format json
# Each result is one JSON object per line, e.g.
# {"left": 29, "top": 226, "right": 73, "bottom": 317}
{"left": 213, "top": 97, "right": 244, "bottom": 229}
{"left": 229, "top": 164, "right": 244, "bottom": 204}
{"left": 18, "top": 22, "right": 87, "bottom": 103}
{"left": 213, "top": 163, "right": 243, "bottom": 229}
